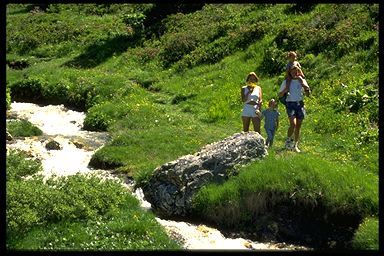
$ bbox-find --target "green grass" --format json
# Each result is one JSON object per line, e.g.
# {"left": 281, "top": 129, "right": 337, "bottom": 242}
{"left": 6, "top": 149, "right": 42, "bottom": 181}
{"left": 6, "top": 150, "right": 181, "bottom": 250}
{"left": 351, "top": 217, "right": 379, "bottom": 250}
{"left": 10, "top": 199, "right": 180, "bottom": 250}
{"left": 6, "top": 3, "right": 378, "bottom": 250}
{"left": 7, "top": 119, "right": 43, "bottom": 137}
{"left": 191, "top": 153, "right": 378, "bottom": 226}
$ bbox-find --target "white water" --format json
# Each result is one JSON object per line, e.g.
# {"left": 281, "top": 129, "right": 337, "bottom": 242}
{"left": 6, "top": 102, "right": 310, "bottom": 251}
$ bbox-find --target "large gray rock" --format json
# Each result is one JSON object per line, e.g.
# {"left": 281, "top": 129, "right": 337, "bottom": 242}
{"left": 142, "top": 132, "right": 267, "bottom": 217}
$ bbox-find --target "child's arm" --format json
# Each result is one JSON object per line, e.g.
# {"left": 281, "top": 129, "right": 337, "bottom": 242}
{"left": 296, "top": 61, "right": 305, "bottom": 77}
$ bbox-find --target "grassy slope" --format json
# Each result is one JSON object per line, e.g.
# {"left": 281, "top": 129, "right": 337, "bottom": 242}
{"left": 6, "top": 3, "right": 378, "bottom": 249}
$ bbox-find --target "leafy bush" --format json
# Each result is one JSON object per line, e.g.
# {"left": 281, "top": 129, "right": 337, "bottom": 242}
{"left": 9, "top": 77, "right": 46, "bottom": 103}
{"left": 7, "top": 119, "right": 43, "bottom": 138}
{"left": 158, "top": 32, "right": 200, "bottom": 68}
{"left": 7, "top": 174, "right": 133, "bottom": 238}
{"left": 274, "top": 23, "right": 308, "bottom": 53}
{"left": 6, "top": 149, "right": 42, "bottom": 181}
{"left": 83, "top": 109, "right": 111, "bottom": 131}
{"left": 121, "top": 12, "right": 146, "bottom": 35}
{"left": 258, "top": 41, "right": 286, "bottom": 76}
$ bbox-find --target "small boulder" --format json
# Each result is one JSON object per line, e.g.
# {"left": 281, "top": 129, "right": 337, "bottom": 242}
{"left": 45, "top": 139, "right": 62, "bottom": 150}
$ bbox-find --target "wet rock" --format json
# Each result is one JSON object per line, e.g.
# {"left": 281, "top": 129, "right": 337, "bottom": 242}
{"left": 72, "top": 139, "right": 84, "bottom": 149}
{"left": 45, "top": 139, "right": 62, "bottom": 150}
{"left": 142, "top": 132, "right": 267, "bottom": 217}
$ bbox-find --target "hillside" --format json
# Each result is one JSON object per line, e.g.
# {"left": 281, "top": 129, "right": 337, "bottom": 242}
{"left": 6, "top": 3, "right": 379, "bottom": 250}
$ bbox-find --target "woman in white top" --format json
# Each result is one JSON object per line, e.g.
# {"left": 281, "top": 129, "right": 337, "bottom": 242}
{"left": 241, "top": 72, "right": 263, "bottom": 133}
{"left": 279, "top": 65, "right": 310, "bottom": 152}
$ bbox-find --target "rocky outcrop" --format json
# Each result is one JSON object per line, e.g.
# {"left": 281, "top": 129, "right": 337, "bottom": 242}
{"left": 45, "top": 139, "right": 62, "bottom": 150}
{"left": 142, "top": 132, "right": 267, "bottom": 217}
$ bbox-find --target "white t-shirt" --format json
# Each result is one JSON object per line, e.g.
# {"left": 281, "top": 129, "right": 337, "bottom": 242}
{"left": 279, "top": 79, "right": 306, "bottom": 102}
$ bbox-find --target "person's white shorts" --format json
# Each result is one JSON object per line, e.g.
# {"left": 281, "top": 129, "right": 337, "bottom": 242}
{"left": 242, "top": 104, "right": 258, "bottom": 117}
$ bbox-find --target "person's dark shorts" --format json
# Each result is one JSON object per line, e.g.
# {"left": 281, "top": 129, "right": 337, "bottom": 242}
{"left": 286, "top": 101, "right": 305, "bottom": 120}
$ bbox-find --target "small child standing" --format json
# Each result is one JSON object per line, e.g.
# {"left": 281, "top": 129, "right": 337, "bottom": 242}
{"left": 262, "top": 99, "right": 280, "bottom": 148}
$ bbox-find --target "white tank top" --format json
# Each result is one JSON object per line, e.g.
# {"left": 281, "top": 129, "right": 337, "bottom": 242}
{"left": 244, "top": 86, "right": 260, "bottom": 104}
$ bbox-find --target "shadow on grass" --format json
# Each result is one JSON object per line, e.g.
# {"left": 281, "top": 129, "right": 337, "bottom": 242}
{"left": 63, "top": 34, "right": 136, "bottom": 69}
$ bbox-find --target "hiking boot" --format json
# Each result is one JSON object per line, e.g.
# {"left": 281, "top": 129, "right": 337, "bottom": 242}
{"left": 285, "top": 138, "right": 294, "bottom": 149}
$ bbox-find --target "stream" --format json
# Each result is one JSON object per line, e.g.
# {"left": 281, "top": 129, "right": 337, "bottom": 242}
{"left": 6, "top": 102, "right": 311, "bottom": 251}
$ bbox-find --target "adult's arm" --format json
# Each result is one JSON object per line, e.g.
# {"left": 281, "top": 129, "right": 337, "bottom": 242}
{"left": 241, "top": 86, "right": 251, "bottom": 102}
{"left": 258, "top": 86, "right": 263, "bottom": 108}
{"left": 278, "top": 80, "right": 289, "bottom": 97}
{"left": 298, "top": 77, "right": 311, "bottom": 96}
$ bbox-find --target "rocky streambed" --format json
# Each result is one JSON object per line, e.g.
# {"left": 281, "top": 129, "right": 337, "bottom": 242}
{"left": 6, "top": 102, "right": 311, "bottom": 251}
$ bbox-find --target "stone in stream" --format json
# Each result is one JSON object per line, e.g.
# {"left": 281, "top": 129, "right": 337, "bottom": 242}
{"left": 45, "top": 139, "right": 62, "bottom": 150}
{"left": 142, "top": 132, "right": 267, "bottom": 217}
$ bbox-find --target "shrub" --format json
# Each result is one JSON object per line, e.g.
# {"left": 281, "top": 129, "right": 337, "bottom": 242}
{"left": 83, "top": 109, "right": 111, "bottom": 131}
{"left": 83, "top": 100, "right": 132, "bottom": 131}
{"left": 9, "top": 77, "right": 46, "bottom": 103}
{"left": 351, "top": 217, "right": 379, "bottom": 250}
{"left": 7, "top": 173, "right": 134, "bottom": 238}
{"left": 121, "top": 12, "right": 146, "bottom": 35}
{"left": 158, "top": 32, "right": 200, "bottom": 68}
{"left": 6, "top": 149, "right": 42, "bottom": 181}
{"left": 7, "top": 119, "right": 43, "bottom": 138}
{"left": 274, "top": 23, "right": 307, "bottom": 52}
{"left": 258, "top": 41, "right": 286, "bottom": 76}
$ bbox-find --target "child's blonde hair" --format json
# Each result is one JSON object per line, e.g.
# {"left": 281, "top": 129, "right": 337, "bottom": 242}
{"left": 287, "top": 51, "right": 297, "bottom": 60}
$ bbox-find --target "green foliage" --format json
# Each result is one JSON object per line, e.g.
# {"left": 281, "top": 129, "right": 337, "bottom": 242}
{"left": 7, "top": 119, "right": 43, "bottom": 137}
{"left": 6, "top": 3, "right": 379, "bottom": 249}
{"left": 121, "top": 13, "right": 146, "bottom": 34}
{"left": 11, "top": 207, "right": 180, "bottom": 250}
{"left": 83, "top": 105, "right": 113, "bottom": 131}
{"left": 7, "top": 174, "right": 129, "bottom": 236}
{"left": 192, "top": 154, "right": 378, "bottom": 228}
{"left": 258, "top": 41, "right": 286, "bottom": 76}
{"left": 6, "top": 172, "right": 180, "bottom": 250}
{"left": 9, "top": 77, "right": 45, "bottom": 102}
{"left": 6, "top": 86, "right": 11, "bottom": 110}
{"left": 351, "top": 217, "right": 379, "bottom": 250}
{"left": 6, "top": 149, "right": 42, "bottom": 181}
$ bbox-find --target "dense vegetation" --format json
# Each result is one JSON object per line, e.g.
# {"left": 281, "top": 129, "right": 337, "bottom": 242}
{"left": 6, "top": 149, "right": 181, "bottom": 250}
{"left": 6, "top": 3, "right": 378, "bottom": 250}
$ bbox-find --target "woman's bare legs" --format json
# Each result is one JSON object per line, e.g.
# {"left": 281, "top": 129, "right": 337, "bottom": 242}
{"left": 242, "top": 116, "right": 251, "bottom": 132}
{"left": 251, "top": 116, "right": 261, "bottom": 133}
